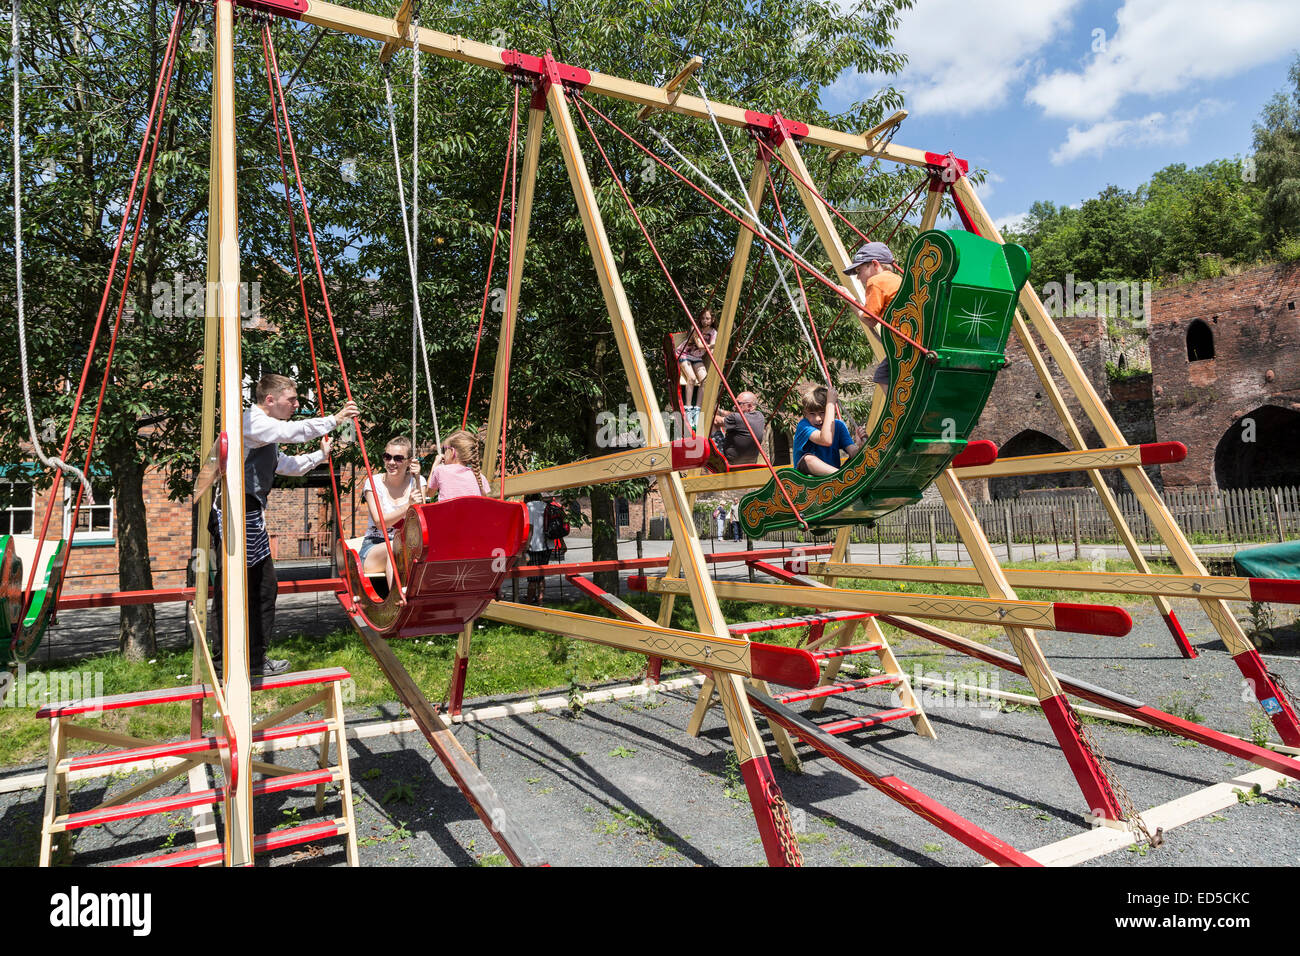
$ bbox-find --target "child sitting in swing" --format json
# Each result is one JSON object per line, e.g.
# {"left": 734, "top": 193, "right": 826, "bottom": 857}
{"left": 426, "top": 429, "right": 491, "bottom": 500}
{"left": 792, "top": 385, "right": 868, "bottom": 477}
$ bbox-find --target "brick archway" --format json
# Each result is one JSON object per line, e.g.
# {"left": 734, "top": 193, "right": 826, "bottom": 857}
{"left": 989, "top": 429, "right": 1088, "bottom": 500}
{"left": 1214, "top": 405, "right": 1300, "bottom": 489}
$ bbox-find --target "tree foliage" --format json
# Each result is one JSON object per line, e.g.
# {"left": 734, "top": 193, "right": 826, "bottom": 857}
{"left": 3, "top": 0, "right": 917, "bottom": 645}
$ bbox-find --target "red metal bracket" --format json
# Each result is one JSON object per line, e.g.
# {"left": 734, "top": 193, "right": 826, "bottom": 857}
{"left": 746, "top": 109, "right": 809, "bottom": 145}
{"left": 500, "top": 48, "right": 591, "bottom": 109}
{"left": 232, "top": 0, "right": 307, "bottom": 20}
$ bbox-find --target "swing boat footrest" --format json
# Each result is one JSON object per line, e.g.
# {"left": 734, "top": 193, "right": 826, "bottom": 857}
{"left": 116, "top": 819, "right": 350, "bottom": 868}
{"left": 819, "top": 707, "right": 918, "bottom": 735}
{"left": 772, "top": 673, "right": 901, "bottom": 704}
{"left": 49, "top": 768, "right": 340, "bottom": 834}
{"left": 59, "top": 719, "right": 334, "bottom": 774}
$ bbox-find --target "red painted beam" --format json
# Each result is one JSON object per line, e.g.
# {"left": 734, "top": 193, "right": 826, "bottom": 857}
{"left": 516, "top": 544, "right": 833, "bottom": 580}
{"left": 878, "top": 614, "right": 1300, "bottom": 781}
{"left": 747, "top": 687, "right": 1038, "bottom": 866}
{"left": 58, "top": 577, "right": 344, "bottom": 610}
{"left": 1053, "top": 602, "right": 1133, "bottom": 637}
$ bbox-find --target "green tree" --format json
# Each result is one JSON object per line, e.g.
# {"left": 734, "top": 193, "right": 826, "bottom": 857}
{"left": 1254, "top": 54, "right": 1300, "bottom": 248}
{"left": 3, "top": 0, "right": 915, "bottom": 649}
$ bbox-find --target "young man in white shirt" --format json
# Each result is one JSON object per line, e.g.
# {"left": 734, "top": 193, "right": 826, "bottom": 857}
{"left": 213, "top": 373, "right": 357, "bottom": 676}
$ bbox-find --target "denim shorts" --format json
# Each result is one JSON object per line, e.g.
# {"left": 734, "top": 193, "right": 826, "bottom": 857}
{"left": 358, "top": 529, "right": 395, "bottom": 562}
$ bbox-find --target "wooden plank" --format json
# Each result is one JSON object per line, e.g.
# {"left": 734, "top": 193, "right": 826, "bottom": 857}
{"left": 482, "top": 106, "right": 545, "bottom": 484}
{"left": 635, "top": 55, "right": 703, "bottom": 121}
{"left": 491, "top": 441, "right": 706, "bottom": 497}
{"left": 294, "top": 0, "right": 942, "bottom": 164}
{"left": 642, "top": 574, "right": 1131, "bottom": 634}
{"left": 806, "top": 562, "right": 1282, "bottom": 603}
{"left": 351, "top": 611, "right": 547, "bottom": 866}
{"left": 955, "top": 444, "right": 1152, "bottom": 480}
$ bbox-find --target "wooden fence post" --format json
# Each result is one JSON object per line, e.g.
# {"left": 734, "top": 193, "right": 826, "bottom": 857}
{"left": 1004, "top": 506, "right": 1014, "bottom": 562}
{"left": 928, "top": 512, "right": 937, "bottom": 563}
{"left": 1072, "top": 500, "right": 1081, "bottom": 560}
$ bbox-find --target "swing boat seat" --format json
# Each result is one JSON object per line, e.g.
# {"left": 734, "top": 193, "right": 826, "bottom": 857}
{"left": 661, "top": 334, "right": 766, "bottom": 476}
{"left": 1, "top": 534, "right": 69, "bottom": 662}
{"left": 336, "top": 496, "right": 529, "bottom": 639}
{"left": 740, "top": 229, "right": 1031, "bottom": 537}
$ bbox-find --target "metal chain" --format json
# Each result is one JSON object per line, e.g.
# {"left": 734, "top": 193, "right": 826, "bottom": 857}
{"left": 767, "top": 782, "right": 804, "bottom": 866}
{"left": 1265, "top": 666, "right": 1300, "bottom": 722}
{"left": 1077, "top": 717, "right": 1162, "bottom": 847}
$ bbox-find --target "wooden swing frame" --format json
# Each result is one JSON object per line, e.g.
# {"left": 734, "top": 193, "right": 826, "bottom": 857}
{"left": 167, "top": 0, "right": 1300, "bottom": 866}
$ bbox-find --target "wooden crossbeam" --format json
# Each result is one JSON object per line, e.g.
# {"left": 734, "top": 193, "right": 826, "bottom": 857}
{"left": 806, "top": 562, "right": 1300, "bottom": 604}
{"left": 482, "top": 600, "right": 819, "bottom": 688}
{"left": 954, "top": 442, "right": 1185, "bottom": 481}
{"left": 377, "top": 0, "right": 414, "bottom": 63}
{"left": 492, "top": 440, "right": 708, "bottom": 498}
{"left": 636, "top": 55, "right": 703, "bottom": 121}
{"left": 638, "top": 576, "right": 1133, "bottom": 635}
{"left": 826, "top": 109, "right": 907, "bottom": 163}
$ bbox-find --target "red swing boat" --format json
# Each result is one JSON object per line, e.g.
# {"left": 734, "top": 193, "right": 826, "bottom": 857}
{"left": 336, "top": 495, "right": 529, "bottom": 638}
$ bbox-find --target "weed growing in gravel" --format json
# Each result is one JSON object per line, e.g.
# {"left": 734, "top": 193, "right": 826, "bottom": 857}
{"left": 382, "top": 782, "right": 415, "bottom": 804}
{"left": 923, "top": 843, "right": 943, "bottom": 853}
{"left": 1158, "top": 690, "right": 1209, "bottom": 725}
{"left": 566, "top": 674, "right": 586, "bottom": 716}
{"left": 609, "top": 746, "right": 637, "bottom": 758}
{"left": 722, "top": 751, "right": 749, "bottom": 803}
{"left": 1234, "top": 784, "right": 1269, "bottom": 805}
{"left": 1249, "top": 711, "right": 1273, "bottom": 748}
{"left": 277, "top": 807, "right": 302, "bottom": 830}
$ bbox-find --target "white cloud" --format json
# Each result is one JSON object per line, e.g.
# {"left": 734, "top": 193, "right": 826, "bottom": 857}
{"left": 970, "top": 171, "right": 1005, "bottom": 203}
{"left": 994, "top": 210, "right": 1031, "bottom": 233}
{"left": 831, "top": 0, "right": 1080, "bottom": 116}
{"left": 1026, "top": 0, "right": 1300, "bottom": 122}
{"left": 1049, "top": 99, "right": 1227, "bottom": 164}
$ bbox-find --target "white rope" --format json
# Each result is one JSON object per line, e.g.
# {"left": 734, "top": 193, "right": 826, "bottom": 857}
{"left": 649, "top": 87, "right": 827, "bottom": 387}
{"left": 730, "top": 231, "right": 819, "bottom": 362}
{"left": 10, "top": 0, "right": 92, "bottom": 501}
{"left": 409, "top": 3, "right": 419, "bottom": 449}
{"left": 383, "top": 62, "right": 441, "bottom": 454}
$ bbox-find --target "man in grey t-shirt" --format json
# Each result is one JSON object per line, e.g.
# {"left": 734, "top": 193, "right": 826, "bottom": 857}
{"left": 712, "top": 392, "right": 766, "bottom": 465}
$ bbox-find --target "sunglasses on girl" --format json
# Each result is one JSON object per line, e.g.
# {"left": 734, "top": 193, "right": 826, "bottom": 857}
{"left": 382, "top": 453, "right": 407, "bottom": 463}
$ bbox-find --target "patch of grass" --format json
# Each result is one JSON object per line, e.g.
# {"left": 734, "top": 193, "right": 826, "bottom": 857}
{"left": 361, "top": 768, "right": 382, "bottom": 781}
{"left": 1158, "top": 690, "right": 1210, "bottom": 726}
{"left": 1249, "top": 711, "right": 1273, "bottom": 748}
{"left": 382, "top": 782, "right": 415, "bottom": 805}
{"left": 276, "top": 807, "right": 302, "bottom": 830}
{"left": 796, "top": 832, "right": 828, "bottom": 845}
{"left": 609, "top": 746, "right": 637, "bottom": 759}
{"left": 477, "top": 852, "right": 508, "bottom": 867}
{"left": 722, "top": 751, "right": 748, "bottom": 803}
{"left": 923, "top": 843, "right": 943, "bottom": 853}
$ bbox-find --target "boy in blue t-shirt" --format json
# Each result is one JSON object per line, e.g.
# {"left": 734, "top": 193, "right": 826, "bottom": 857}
{"left": 792, "top": 385, "right": 867, "bottom": 476}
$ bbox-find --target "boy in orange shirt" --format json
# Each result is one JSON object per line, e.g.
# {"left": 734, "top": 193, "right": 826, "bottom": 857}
{"left": 843, "top": 242, "right": 902, "bottom": 433}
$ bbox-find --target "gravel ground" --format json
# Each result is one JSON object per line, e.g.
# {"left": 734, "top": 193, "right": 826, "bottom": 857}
{"left": 4, "top": 596, "right": 1299, "bottom": 868}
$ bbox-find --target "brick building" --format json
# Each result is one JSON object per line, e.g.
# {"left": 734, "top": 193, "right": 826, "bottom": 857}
{"left": 1148, "top": 262, "right": 1300, "bottom": 488}
{"left": 965, "top": 314, "right": 1159, "bottom": 500}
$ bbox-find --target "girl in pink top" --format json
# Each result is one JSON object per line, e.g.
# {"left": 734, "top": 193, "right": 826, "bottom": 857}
{"left": 427, "top": 429, "right": 491, "bottom": 500}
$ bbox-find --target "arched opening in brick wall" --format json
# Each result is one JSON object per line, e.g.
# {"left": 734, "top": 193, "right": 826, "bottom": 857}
{"left": 1214, "top": 405, "right": 1300, "bottom": 489}
{"left": 1187, "top": 319, "right": 1215, "bottom": 361}
{"left": 989, "top": 430, "right": 1087, "bottom": 500}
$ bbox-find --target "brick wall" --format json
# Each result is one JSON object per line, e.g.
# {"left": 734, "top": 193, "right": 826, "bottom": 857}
{"left": 1149, "top": 262, "right": 1300, "bottom": 487}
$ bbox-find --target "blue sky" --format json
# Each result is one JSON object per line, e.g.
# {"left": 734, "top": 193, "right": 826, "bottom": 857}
{"left": 821, "top": 0, "right": 1300, "bottom": 231}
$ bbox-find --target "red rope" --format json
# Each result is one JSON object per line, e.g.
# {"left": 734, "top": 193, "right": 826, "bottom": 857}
{"left": 261, "top": 24, "right": 345, "bottom": 555}
{"left": 866, "top": 175, "right": 927, "bottom": 239}
{"left": 884, "top": 180, "right": 927, "bottom": 245}
{"left": 761, "top": 142, "right": 877, "bottom": 250}
{"left": 264, "top": 27, "right": 404, "bottom": 596}
{"left": 572, "top": 96, "right": 810, "bottom": 532}
{"left": 497, "top": 84, "right": 520, "bottom": 500}
{"left": 21, "top": 3, "right": 187, "bottom": 620}
{"left": 759, "top": 143, "right": 832, "bottom": 388}
{"left": 574, "top": 93, "right": 934, "bottom": 362}
{"left": 462, "top": 95, "right": 517, "bottom": 431}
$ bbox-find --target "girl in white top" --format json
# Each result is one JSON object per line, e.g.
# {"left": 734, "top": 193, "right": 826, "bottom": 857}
{"left": 360, "top": 435, "right": 427, "bottom": 584}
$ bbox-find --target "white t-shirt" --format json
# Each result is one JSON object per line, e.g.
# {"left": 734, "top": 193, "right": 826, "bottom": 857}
{"left": 362, "top": 474, "right": 425, "bottom": 538}
{"left": 526, "top": 500, "right": 548, "bottom": 552}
